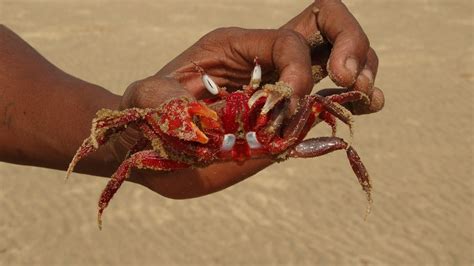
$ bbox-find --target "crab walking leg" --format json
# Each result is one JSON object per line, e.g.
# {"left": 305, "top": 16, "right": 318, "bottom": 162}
{"left": 320, "top": 111, "right": 337, "bottom": 137}
{"left": 66, "top": 128, "right": 118, "bottom": 180}
{"left": 248, "top": 83, "right": 293, "bottom": 130}
{"left": 65, "top": 108, "right": 152, "bottom": 180}
{"left": 65, "top": 137, "right": 97, "bottom": 180}
{"left": 314, "top": 91, "right": 370, "bottom": 139}
{"left": 97, "top": 150, "right": 189, "bottom": 229}
{"left": 90, "top": 108, "right": 150, "bottom": 148}
{"left": 289, "top": 137, "right": 372, "bottom": 216}
{"left": 326, "top": 90, "right": 370, "bottom": 106}
{"left": 259, "top": 95, "right": 316, "bottom": 154}
{"left": 313, "top": 95, "right": 353, "bottom": 130}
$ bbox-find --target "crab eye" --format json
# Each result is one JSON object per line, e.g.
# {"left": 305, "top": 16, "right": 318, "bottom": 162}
{"left": 246, "top": 131, "right": 262, "bottom": 149}
{"left": 221, "top": 134, "right": 236, "bottom": 151}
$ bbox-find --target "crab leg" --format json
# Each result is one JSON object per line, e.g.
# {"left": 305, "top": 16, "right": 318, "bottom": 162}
{"left": 66, "top": 127, "right": 123, "bottom": 180}
{"left": 90, "top": 108, "right": 149, "bottom": 148}
{"left": 326, "top": 90, "right": 370, "bottom": 106}
{"left": 289, "top": 137, "right": 372, "bottom": 216}
{"left": 320, "top": 111, "right": 337, "bottom": 136}
{"left": 97, "top": 150, "right": 189, "bottom": 229}
{"left": 65, "top": 108, "right": 152, "bottom": 180}
{"left": 65, "top": 137, "right": 99, "bottom": 180}
{"left": 313, "top": 91, "right": 370, "bottom": 139}
{"left": 248, "top": 82, "right": 293, "bottom": 134}
{"left": 313, "top": 94, "right": 353, "bottom": 131}
{"left": 260, "top": 90, "right": 368, "bottom": 154}
{"left": 256, "top": 95, "right": 311, "bottom": 153}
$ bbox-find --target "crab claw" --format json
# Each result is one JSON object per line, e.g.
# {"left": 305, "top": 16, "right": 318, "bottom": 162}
{"left": 188, "top": 101, "right": 222, "bottom": 132}
{"left": 186, "top": 102, "right": 220, "bottom": 143}
{"left": 188, "top": 102, "right": 218, "bottom": 121}
{"left": 155, "top": 98, "right": 218, "bottom": 144}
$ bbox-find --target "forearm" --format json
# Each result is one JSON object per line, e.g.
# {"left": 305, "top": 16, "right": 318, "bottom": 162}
{"left": 0, "top": 25, "right": 121, "bottom": 176}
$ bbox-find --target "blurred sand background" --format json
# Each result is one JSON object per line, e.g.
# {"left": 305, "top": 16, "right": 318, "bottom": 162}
{"left": 0, "top": 0, "right": 472, "bottom": 265}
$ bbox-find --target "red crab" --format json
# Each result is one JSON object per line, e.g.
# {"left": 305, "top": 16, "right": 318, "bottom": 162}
{"left": 66, "top": 59, "right": 372, "bottom": 229}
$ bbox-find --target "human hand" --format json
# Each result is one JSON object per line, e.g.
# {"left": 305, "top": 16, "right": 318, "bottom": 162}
{"left": 118, "top": 27, "right": 315, "bottom": 199}
{"left": 282, "top": 0, "right": 385, "bottom": 114}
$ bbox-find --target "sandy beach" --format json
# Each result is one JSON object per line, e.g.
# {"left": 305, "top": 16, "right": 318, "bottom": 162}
{"left": 0, "top": 0, "right": 472, "bottom": 265}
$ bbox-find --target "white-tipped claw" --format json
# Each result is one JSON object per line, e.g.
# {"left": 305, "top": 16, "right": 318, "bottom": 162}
{"left": 221, "top": 134, "right": 236, "bottom": 151}
{"left": 246, "top": 131, "right": 262, "bottom": 149}
{"left": 202, "top": 74, "right": 219, "bottom": 95}
{"left": 251, "top": 59, "right": 261, "bottom": 88}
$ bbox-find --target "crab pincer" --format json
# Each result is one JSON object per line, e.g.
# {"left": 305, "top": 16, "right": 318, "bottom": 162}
{"left": 150, "top": 97, "right": 219, "bottom": 144}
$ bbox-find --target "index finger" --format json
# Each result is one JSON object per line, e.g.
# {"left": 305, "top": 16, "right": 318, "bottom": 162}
{"left": 219, "top": 28, "right": 314, "bottom": 97}
{"left": 270, "top": 29, "right": 314, "bottom": 98}
{"left": 317, "top": 0, "right": 370, "bottom": 87}
{"left": 282, "top": 1, "right": 371, "bottom": 87}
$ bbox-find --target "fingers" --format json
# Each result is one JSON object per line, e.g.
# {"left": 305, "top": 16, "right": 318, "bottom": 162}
{"left": 230, "top": 28, "right": 313, "bottom": 97}
{"left": 351, "top": 48, "right": 384, "bottom": 114}
{"left": 156, "top": 27, "right": 314, "bottom": 99}
{"left": 282, "top": 1, "right": 370, "bottom": 87}
{"left": 281, "top": 1, "right": 384, "bottom": 114}
{"left": 316, "top": 1, "right": 370, "bottom": 87}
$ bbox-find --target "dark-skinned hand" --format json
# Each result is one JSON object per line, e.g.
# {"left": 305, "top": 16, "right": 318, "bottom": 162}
{"left": 113, "top": 1, "right": 384, "bottom": 199}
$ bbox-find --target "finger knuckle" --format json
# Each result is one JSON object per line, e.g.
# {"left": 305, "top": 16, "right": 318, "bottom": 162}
{"left": 277, "top": 28, "right": 297, "bottom": 38}
{"left": 277, "top": 28, "right": 308, "bottom": 47}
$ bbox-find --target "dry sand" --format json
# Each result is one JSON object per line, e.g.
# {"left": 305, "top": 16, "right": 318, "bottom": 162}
{"left": 0, "top": 0, "right": 472, "bottom": 265}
